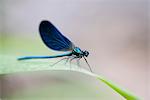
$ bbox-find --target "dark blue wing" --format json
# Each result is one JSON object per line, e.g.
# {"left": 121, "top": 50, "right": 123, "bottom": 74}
{"left": 39, "top": 20, "right": 75, "bottom": 51}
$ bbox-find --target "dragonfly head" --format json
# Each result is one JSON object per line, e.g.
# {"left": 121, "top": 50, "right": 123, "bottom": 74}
{"left": 73, "top": 47, "right": 89, "bottom": 57}
{"left": 83, "top": 50, "right": 89, "bottom": 57}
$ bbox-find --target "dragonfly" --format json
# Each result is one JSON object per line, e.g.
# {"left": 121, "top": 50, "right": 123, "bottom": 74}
{"left": 18, "top": 20, "right": 92, "bottom": 72}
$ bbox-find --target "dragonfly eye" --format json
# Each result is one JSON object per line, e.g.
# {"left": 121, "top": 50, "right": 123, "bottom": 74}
{"left": 83, "top": 51, "right": 89, "bottom": 57}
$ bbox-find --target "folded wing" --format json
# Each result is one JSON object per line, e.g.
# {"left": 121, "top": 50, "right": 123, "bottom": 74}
{"left": 39, "top": 20, "right": 75, "bottom": 51}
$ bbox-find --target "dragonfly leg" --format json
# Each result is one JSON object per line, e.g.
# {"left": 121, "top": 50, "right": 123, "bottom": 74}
{"left": 50, "top": 57, "right": 68, "bottom": 67}
{"left": 64, "top": 57, "right": 70, "bottom": 65}
{"left": 76, "top": 58, "right": 81, "bottom": 67}
{"left": 69, "top": 57, "right": 79, "bottom": 69}
{"left": 69, "top": 57, "right": 73, "bottom": 69}
{"left": 70, "top": 57, "right": 78, "bottom": 64}
{"left": 68, "top": 56, "right": 75, "bottom": 69}
{"left": 83, "top": 57, "right": 93, "bottom": 72}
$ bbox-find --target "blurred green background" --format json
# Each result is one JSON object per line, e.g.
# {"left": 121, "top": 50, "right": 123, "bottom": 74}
{"left": 0, "top": 0, "right": 148, "bottom": 99}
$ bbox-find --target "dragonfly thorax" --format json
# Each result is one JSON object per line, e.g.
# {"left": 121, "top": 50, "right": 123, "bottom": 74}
{"left": 72, "top": 47, "right": 89, "bottom": 58}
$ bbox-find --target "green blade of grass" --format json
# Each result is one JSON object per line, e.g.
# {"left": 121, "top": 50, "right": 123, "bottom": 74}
{"left": 0, "top": 55, "right": 140, "bottom": 100}
{"left": 96, "top": 76, "right": 139, "bottom": 100}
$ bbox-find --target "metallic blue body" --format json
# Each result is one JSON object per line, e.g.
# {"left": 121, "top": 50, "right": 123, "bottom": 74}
{"left": 18, "top": 52, "right": 72, "bottom": 60}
